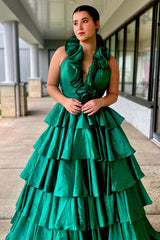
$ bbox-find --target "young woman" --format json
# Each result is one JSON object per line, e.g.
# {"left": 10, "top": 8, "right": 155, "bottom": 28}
{"left": 5, "top": 5, "right": 160, "bottom": 240}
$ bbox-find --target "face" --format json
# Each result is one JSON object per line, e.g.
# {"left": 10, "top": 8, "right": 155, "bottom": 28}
{"left": 72, "top": 11, "right": 100, "bottom": 42}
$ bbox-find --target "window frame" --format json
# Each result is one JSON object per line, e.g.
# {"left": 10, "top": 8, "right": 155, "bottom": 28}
{"left": 105, "top": 0, "right": 159, "bottom": 108}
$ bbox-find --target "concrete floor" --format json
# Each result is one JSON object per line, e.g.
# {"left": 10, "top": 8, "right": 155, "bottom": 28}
{"left": 0, "top": 96, "right": 160, "bottom": 240}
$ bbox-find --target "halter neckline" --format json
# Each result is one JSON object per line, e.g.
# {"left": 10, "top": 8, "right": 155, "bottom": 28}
{"left": 64, "top": 34, "right": 111, "bottom": 103}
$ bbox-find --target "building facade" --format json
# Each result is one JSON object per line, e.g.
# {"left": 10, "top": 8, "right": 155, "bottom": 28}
{"left": 0, "top": 0, "right": 159, "bottom": 144}
{"left": 104, "top": 0, "right": 160, "bottom": 143}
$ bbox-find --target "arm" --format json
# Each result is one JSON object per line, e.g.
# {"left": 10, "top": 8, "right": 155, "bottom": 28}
{"left": 98, "top": 55, "right": 119, "bottom": 107}
{"left": 47, "top": 46, "right": 68, "bottom": 105}
{"left": 47, "top": 46, "right": 82, "bottom": 114}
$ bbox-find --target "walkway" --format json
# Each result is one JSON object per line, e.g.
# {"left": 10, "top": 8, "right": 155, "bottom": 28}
{"left": 0, "top": 96, "right": 160, "bottom": 239}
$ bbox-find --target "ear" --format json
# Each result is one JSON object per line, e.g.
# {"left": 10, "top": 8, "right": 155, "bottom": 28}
{"left": 95, "top": 20, "right": 100, "bottom": 30}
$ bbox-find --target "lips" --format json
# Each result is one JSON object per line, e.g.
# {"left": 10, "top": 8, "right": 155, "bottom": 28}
{"left": 78, "top": 32, "right": 85, "bottom": 36}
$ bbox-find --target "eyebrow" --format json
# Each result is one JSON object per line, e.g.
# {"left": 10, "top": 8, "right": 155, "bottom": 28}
{"left": 73, "top": 17, "right": 89, "bottom": 22}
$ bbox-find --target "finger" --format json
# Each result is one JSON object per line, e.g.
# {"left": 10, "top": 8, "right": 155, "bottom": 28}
{"left": 73, "top": 109, "right": 81, "bottom": 115}
{"left": 75, "top": 103, "right": 83, "bottom": 108}
{"left": 72, "top": 109, "right": 81, "bottom": 115}
{"left": 73, "top": 99, "right": 82, "bottom": 104}
{"left": 74, "top": 104, "right": 82, "bottom": 108}
{"left": 88, "top": 108, "right": 99, "bottom": 116}
{"left": 82, "top": 106, "right": 93, "bottom": 113}
{"left": 87, "top": 112, "right": 93, "bottom": 116}
{"left": 83, "top": 109, "right": 93, "bottom": 114}
{"left": 82, "top": 109, "right": 91, "bottom": 113}
{"left": 73, "top": 106, "right": 82, "bottom": 111}
{"left": 81, "top": 103, "right": 92, "bottom": 110}
{"left": 75, "top": 109, "right": 82, "bottom": 114}
{"left": 87, "top": 110, "right": 96, "bottom": 116}
{"left": 71, "top": 110, "right": 78, "bottom": 115}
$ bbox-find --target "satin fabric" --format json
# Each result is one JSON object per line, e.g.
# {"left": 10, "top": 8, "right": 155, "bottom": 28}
{"left": 5, "top": 34, "right": 160, "bottom": 240}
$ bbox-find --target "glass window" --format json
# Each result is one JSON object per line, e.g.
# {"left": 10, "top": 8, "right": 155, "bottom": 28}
{"left": 49, "top": 50, "right": 55, "bottom": 63}
{"left": 136, "top": 8, "right": 153, "bottom": 99}
{"left": 155, "top": 80, "right": 160, "bottom": 137}
{"left": 152, "top": 4, "right": 159, "bottom": 102}
{"left": 124, "top": 21, "right": 136, "bottom": 94}
{"left": 154, "top": 4, "right": 160, "bottom": 137}
{"left": 117, "top": 29, "right": 124, "bottom": 91}
{"left": 110, "top": 34, "right": 116, "bottom": 57}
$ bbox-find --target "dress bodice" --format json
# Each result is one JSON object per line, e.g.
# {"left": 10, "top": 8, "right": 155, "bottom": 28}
{"left": 59, "top": 34, "right": 112, "bottom": 104}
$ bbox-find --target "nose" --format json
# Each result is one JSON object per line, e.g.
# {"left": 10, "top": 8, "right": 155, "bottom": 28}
{"left": 78, "top": 22, "right": 83, "bottom": 30}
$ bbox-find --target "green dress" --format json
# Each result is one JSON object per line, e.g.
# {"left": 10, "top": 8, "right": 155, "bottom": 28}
{"left": 5, "top": 34, "right": 160, "bottom": 240}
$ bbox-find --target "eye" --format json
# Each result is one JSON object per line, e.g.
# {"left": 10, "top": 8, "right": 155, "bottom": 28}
{"left": 83, "top": 20, "right": 88, "bottom": 23}
{"left": 73, "top": 22, "right": 78, "bottom": 26}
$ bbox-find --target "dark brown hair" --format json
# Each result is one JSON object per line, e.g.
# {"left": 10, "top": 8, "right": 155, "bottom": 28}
{"left": 72, "top": 5, "right": 100, "bottom": 23}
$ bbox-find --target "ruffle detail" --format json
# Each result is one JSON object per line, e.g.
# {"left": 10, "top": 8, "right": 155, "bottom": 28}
{"left": 64, "top": 34, "right": 111, "bottom": 104}
{"left": 19, "top": 104, "right": 141, "bottom": 198}
{"left": 65, "top": 34, "right": 110, "bottom": 61}
{"left": 44, "top": 103, "right": 124, "bottom": 129}
{"left": 6, "top": 206, "right": 160, "bottom": 240}
{"left": 9, "top": 182, "right": 152, "bottom": 231}
{"left": 32, "top": 114, "right": 135, "bottom": 162}
{"left": 20, "top": 151, "right": 145, "bottom": 195}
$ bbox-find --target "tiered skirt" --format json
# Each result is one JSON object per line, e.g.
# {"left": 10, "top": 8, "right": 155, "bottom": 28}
{"left": 5, "top": 103, "right": 160, "bottom": 239}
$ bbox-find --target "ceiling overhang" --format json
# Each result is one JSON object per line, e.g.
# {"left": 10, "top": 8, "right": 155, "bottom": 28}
{"left": 0, "top": 0, "right": 44, "bottom": 47}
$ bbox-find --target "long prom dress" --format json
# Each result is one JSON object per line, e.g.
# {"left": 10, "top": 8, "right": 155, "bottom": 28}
{"left": 5, "top": 34, "right": 160, "bottom": 240}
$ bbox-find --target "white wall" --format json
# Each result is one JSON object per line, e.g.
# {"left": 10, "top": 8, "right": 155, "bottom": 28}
{"left": 111, "top": 96, "right": 153, "bottom": 138}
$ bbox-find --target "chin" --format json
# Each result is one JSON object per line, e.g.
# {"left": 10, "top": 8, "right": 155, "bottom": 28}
{"left": 78, "top": 35, "right": 91, "bottom": 42}
{"left": 75, "top": 34, "right": 86, "bottom": 40}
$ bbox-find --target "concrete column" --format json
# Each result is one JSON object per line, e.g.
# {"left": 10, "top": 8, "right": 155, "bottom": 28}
{"left": 30, "top": 43, "right": 39, "bottom": 78}
{"left": 0, "top": 21, "right": 27, "bottom": 117}
{"left": 3, "top": 22, "right": 15, "bottom": 83}
{"left": 28, "top": 43, "right": 42, "bottom": 97}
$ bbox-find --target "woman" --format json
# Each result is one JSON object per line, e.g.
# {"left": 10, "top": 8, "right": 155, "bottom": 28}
{"left": 47, "top": 6, "right": 119, "bottom": 116}
{"left": 5, "top": 5, "right": 160, "bottom": 240}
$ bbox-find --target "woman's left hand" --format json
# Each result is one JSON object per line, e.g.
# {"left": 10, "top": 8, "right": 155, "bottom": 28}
{"left": 81, "top": 98, "right": 102, "bottom": 116}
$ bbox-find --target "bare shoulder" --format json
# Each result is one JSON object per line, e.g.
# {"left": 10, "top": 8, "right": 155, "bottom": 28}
{"left": 52, "top": 46, "right": 68, "bottom": 65}
{"left": 108, "top": 55, "right": 119, "bottom": 70}
{"left": 52, "top": 46, "right": 67, "bottom": 66}
{"left": 55, "top": 46, "right": 66, "bottom": 55}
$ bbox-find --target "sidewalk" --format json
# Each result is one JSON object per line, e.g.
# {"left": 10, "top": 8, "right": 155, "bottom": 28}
{"left": 0, "top": 96, "right": 160, "bottom": 239}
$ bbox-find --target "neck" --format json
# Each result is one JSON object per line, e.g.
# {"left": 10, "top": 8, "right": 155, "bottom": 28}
{"left": 80, "top": 35, "right": 97, "bottom": 56}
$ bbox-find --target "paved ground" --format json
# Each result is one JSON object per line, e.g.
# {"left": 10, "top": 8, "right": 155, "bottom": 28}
{"left": 0, "top": 96, "right": 160, "bottom": 240}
